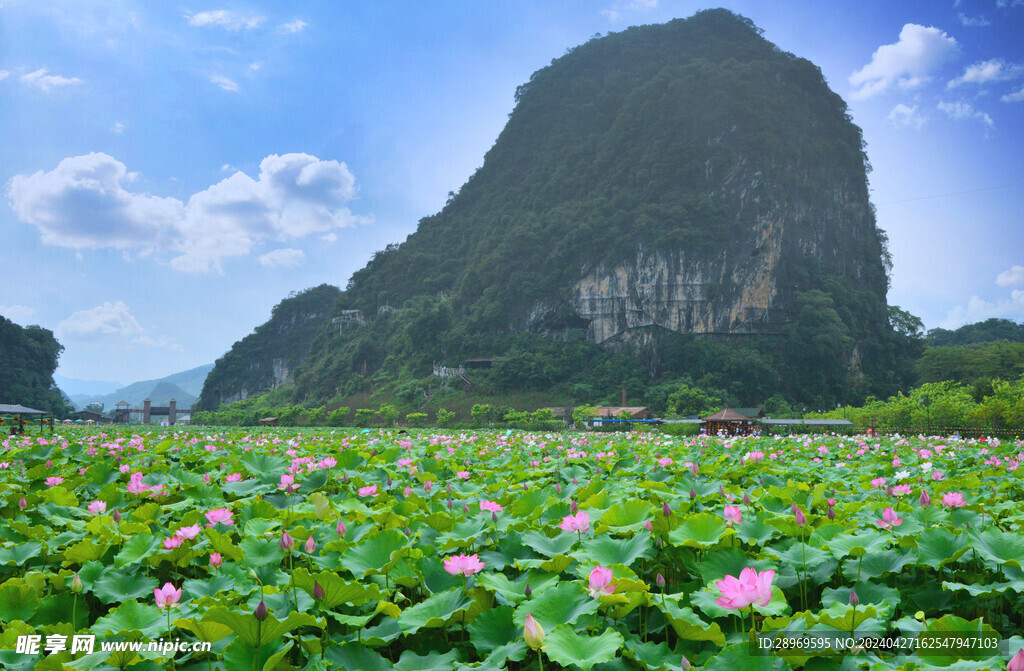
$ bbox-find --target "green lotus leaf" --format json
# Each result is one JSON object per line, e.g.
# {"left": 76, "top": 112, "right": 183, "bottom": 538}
{"left": 173, "top": 616, "right": 234, "bottom": 642}
{"left": 0, "top": 584, "right": 39, "bottom": 623}
{"left": 222, "top": 637, "right": 291, "bottom": 671}
{"left": 840, "top": 549, "right": 915, "bottom": 581}
{"left": 668, "top": 512, "right": 728, "bottom": 549}
{"left": 93, "top": 568, "right": 158, "bottom": 604}
{"left": 654, "top": 598, "right": 726, "bottom": 645}
{"left": 325, "top": 643, "right": 392, "bottom": 671}
{"left": 699, "top": 547, "right": 777, "bottom": 584}
{"left": 735, "top": 512, "right": 780, "bottom": 546}
{"left": 624, "top": 638, "right": 692, "bottom": 671}
{"left": 916, "top": 614, "right": 1002, "bottom": 665}
{"left": 239, "top": 452, "right": 290, "bottom": 482}
{"left": 598, "top": 500, "right": 654, "bottom": 532}
{"left": 202, "top": 606, "right": 320, "bottom": 648}
{"left": 113, "top": 532, "right": 162, "bottom": 568}
{"left": 702, "top": 643, "right": 792, "bottom": 671}
{"left": 575, "top": 530, "right": 653, "bottom": 568}
{"left": 238, "top": 536, "right": 285, "bottom": 568}
{"left": 292, "top": 568, "right": 382, "bottom": 608}
{"left": 0, "top": 542, "right": 42, "bottom": 566}
{"left": 394, "top": 648, "right": 460, "bottom": 671}
{"left": 969, "top": 528, "right": 1024, "bottom": 568}
{"left": 824, "top": 530, "right": 890, "bottom": 559}
{"left": 91, "top": 599, "right": 166, "bottom": 638}
{"left": 64, "top": 538, "right": 107, "bottom": 564}
{"left": 183, "top": 574, "right": 237, "bottom": 599}
{"left": 340, "top": 529, "right": 415, "bottom": 576}
{"left": 914, "top": 527, "right": 970, "bottom": 568}
{"left": 543, "top": 623, "right": 623, "bottom": 671}
{"left": 396, "top": 587, "right": 473, "bottom": 634}
{"left": 521, "top": 529, "right": 577, "bottom": 558}
{"left": 468, "top": 604, "right": 517, "bottom": 655}
{"left": 511, "top": 581, "right": 598, "bottom": 632}
{"left": 476, "top": 571, "right": 559, "bottom": 606}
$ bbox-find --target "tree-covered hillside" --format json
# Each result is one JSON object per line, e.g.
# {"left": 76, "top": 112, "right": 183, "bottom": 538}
{"left": 201, "top": 9, "right": 919, "bottom": 413}
{"left": 0, "top": 316, "right": 72, "bottom": 416}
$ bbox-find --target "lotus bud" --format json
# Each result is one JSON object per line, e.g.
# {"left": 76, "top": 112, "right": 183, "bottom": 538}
{"left": 524, "top": 613, "right": 545, "bottom": 651}
{"left": 719, "top": 485, "right": 727, "bottom": 497}
{"left": 885, "top": 485, "right": 893, "bottom": 497}
{"left": 791, "top": 502, "right": 799, "bottom": 514}
{"left": 681, "top": 654, "right": 691, "bottom": 669}
{"left": 336, "top": 520, "right": 347, "bottom": 537}
{"left": 403, "top": 486, "right": 412, "bottom": 497}
{"left": 46, "top": 460, "right": 53, "bottom": 468}
{"left": 689, "top": 488, "right": 697, "bottom": 500}
{"left": 827, "top": 507, "right": 835, "bottom": 520}
{"left": 662, "top": 502, "right": 671, "bottom": 517}
{"left": 313, "top": 581, "right": 325, "bottom": 601}
{"left": 463, "top": 504, "right": 470, "bottom": 515}
{"left": 447, "top": 483, "right": 453, "bottom": 493}
{"left": 18, "top": 497, "right": 26, "bottom": 510}
{"left": 572, "top": 477, "right": 578, "bottom": 485}
{"left": 386, "top": 477, "right": 393, "bottom": 487}
{"left": 280, "top": 531, "right": 294, "bottom": 552}
{"left": 1008, "top": 649, "right": 1024, "bottom": 671}
{"left": 919, "top": 491, "right": 931, "bottom": 507}
{"left": 743, "top": 492, "right": 751, "bottom": 506}
{"left": 209, "top": 552, "right": 223, "bottom": 569}
{"left": 424, "top": 481, "right": 433, "bottom": 493}
{"left": 203, "top": 473, "right": 211, "bottom": 484}
{"left": 492, "top": 511, "right": 498, "bottom": 523}
{"left": 643, "top": 520, "right": 653, "bottom": 531}
{"left": 849, "top": 590, "right": 859, "bottom": 606}
{"left": 71, "top": 572, "right": 83, "bottom": 593}
{"left": 556, "top": 483, "right": 562, "bottom": 494}
{"left": 523, "top": 483, "right": 528, "bottom": 490}
{"left": 304, "top": 535, "right": 316, "bottom": 553}
{"left": 254, "top": 600, "right": 268, "bottom": 621}
{"left": 447, "top": 498, "right": 453, "bottom": 510}
{"left": 795, "top": 507, "right": 807, "bottom": 527}
{"left": 404, "top": 526, "right": 412, "bottom": 536}
{"left": 656, "top": 573, "right": 666, "bottom": 588}
{"left": 524, "top": 585, "right": 532, "bottom": 598}
{"left": 570, "top": 500, "right": 578, "bottom": 515}
{"left": 690, "top": 463, "right": 698, "bottom": 476}
{"left": 655, "top": 537, "right": 662, "bottom": 548}
{"left": 112, "top": 508, "right": 122, "bottom": 523}
{"left": 370, "top": 450, "right": 376, "bottom": 457}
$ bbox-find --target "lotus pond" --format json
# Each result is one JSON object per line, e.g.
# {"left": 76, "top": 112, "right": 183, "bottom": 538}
{"left": 1, "top": 427, "right": 1023, "bottom": 671}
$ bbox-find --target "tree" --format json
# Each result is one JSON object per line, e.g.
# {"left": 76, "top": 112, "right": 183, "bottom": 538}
{"left": 436, "top": 408, "right": 456, "bottom": 427}
{"left": 327, "top": 407, "right": 350, "bottom": 426}
{"left": 377, "top": 404, "right": 399, "bottom": 427}
{"left": 666, "top": 383, "right": 722, "bottom": 417}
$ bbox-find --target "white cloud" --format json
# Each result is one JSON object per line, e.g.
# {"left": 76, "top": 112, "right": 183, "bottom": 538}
{"left": 941, "top": 290, "right": 1024, "bottom": 328}
{"left": 948, "top": 58, "right": 1023, "bottom": 87}
{"left": 996, "top": 265, "right": 1024, "bottom": 287}
{"left": 186, "top": 10, "right": 265, "bottom": 31}
{"left": 210, "top": 74, "right": 239, "bottom": 92}
{"left": 112, "top": 121, "right": 124, "bottom": 134}
{"left": 1002, "top": 85, "right": 1024, "bottom": 102}
{"left": 57, "top": 301, "right": 180, "bottom": 349}
{"left": 0, "top": 305, "right": 36, "bottom": 325}
{"left": 0, "top": 70, "right": 9, "bottom": 82}
{"left": 849, "top": 24, "right": 960, "bottom": 99}
{"left": 937, "top": 100, "right": 994, "bottom": 127}
{"left": 279, "top": 20, "right": 307, "bottom": 34}
{"left": 21, "top": 67, "right": 83, "bottom": 92}
{"left": 941, "top": 265, "right": 1024, "bottom": 328}
{"left": 259, "top": 248, "right": 305, "bottom": 268}
{"left": 6, "top": 152, "right": 368, "bottom": 274}
{"left": 887, "top": 103, "right": 925, "bottom": 129}
{"left": 958, "top": 12, "right": 991, "bottom": 26}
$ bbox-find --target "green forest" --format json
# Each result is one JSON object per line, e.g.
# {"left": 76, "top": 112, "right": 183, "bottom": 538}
{"left": 0, "top": 316, "right": 72, "bottom": 417}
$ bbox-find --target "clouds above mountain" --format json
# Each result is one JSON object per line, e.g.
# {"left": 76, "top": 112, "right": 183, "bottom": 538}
{"left": 849, "top": 24, "right": 960, "bottom": 99}
{"left": 7, "top": 152, "right": 367, "bottom": 273}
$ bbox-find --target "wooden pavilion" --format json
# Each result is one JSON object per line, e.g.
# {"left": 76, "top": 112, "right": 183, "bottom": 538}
{"left": 701, "top": 408, "right": 758, "bottom": 435}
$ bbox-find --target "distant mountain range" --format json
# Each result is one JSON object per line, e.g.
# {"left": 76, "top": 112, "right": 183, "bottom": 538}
{"left": 62, "top": 363, "right": 213, "bottom": 410}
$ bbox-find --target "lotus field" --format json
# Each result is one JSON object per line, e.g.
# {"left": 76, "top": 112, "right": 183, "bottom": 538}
{"left": 1, "top": 427, "right": 1024, "bottom": 671}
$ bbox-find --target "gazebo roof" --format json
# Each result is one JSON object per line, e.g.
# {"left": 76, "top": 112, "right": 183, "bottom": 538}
{"left": 702, "top": 408, "right": 754, "bottom": 422}
{"left": 0, "top": 404, "right": 48, "bottom": 415}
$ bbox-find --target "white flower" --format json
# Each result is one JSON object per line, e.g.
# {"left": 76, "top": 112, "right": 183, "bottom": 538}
{"left": 921, "top": 461, "right": 933, "bottom": 473}
{"left": 894, "top": 469, "right": 911, "bottom": 480}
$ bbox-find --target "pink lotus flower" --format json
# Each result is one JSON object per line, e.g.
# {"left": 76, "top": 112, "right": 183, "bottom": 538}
{"left": 870, "top": 477, "right": 886, "bottom": 488}
{"left": 524, "top": 613, "right": 545, "bottom": 650}
{"left": 931, "top": 471, "right": 945, "bottom": 481}
{"left": 356, "top": 484, "right": 379, "bottom": 498}
{"left": 559, "top": 511, "right": 590, "bottom": 533}
{"left": 456, "top": 471, "right": 470, "bottom": 480}
{"left": 941, "top": 492, "right": 966, "bottom": 508}
{"left": 45, "top": 476, "right": 63, "bottom": 487}
{"left": 154, "top": 582, "right": 182, "bottom": 609}
{"left": 209, "top": 552, "right": 223, "bottom": 569}
{"left": 226, "top": 473, "right": 242, "bottom": 482}
{"left": 87, "top": 500, "right": 107, "bottom": 515}
{"left": 278, "top": 474, "right": 298, "bottom": 493}
{"left": 480, "top": 500, "right": 503, "bottom": 513}
{"left": 715, "top": 567, "right": 775, "bottom": 610}
{"left": 657, "top": 457, "right": 673, "bottom": 467}
{"left": 1008, "top": 648, "right": 1024, "bottom": 671}
{"left": 875, "top": 507, "right": 903, "bottom": 529}
{"left": 163, "top": 536, "right": 184, "bottom": 550}
{"left": 175, "top": 524, "right": 201, "bottom": 540}
{"left": 443, "top": 553, "right": 485, "bottom": 576}
{"left": 588, "top": 566, "right": 616, "bottom": 598}
{"left": 723, "top": 505, "right": 742, "bottom": 526}
{"left": 205, "top": 508, "right": 234, "bottom": 527}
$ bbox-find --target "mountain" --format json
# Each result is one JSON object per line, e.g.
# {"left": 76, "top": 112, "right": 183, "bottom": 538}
{"left": 201, "top": 9, "right": 918, "bottom": 410}
{"left": 54, "top": 374, "right": 124, "bottom": 398}
{"left": 195, "top": 285, "right": 342, "bottom": 410}
{"left": 0, "top": 315, "right": 72, "bottom": 416}
{"left": 71, "top": 363, "right": 213, "bottom": 410}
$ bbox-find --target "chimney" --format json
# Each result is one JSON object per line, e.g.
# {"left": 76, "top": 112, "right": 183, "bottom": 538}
{"left": 143, "top": 398, "right": 151, "bottom": 424}
{"left": 169, "top": 399, "right": 177, "bottom": 426}
{"left": 621, "top": 386, "right": 627, "bottom": 408}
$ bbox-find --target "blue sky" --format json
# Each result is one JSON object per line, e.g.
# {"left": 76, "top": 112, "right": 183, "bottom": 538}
{"left": 2, "top": 1, "right": 1023, "bottom": 385}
